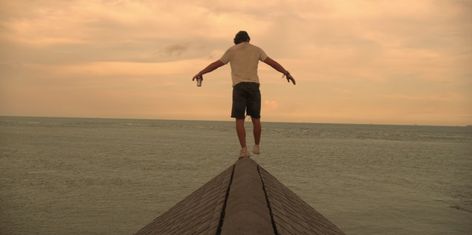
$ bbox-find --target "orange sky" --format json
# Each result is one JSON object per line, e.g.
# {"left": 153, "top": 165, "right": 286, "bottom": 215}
{"left": 1, "top": 0, "right": 471, "bottom": 125}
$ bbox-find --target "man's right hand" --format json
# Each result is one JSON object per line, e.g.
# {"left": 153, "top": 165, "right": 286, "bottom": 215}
{"left": 192, "top": 73, "right": 203, "bottom": 82}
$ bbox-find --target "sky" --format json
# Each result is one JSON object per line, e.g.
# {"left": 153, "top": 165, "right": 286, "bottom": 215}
{"left": 0, "top": 0, "right": 471, "bottom": 125}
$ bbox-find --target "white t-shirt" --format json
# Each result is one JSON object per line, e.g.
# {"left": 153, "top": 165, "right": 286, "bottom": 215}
{"left": 219, "top": 42, "right": 268, "bottom": 86}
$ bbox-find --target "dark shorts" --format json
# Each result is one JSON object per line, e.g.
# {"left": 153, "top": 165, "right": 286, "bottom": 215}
{"left": 231, "top": 82, "right": 261, "bottom": 119}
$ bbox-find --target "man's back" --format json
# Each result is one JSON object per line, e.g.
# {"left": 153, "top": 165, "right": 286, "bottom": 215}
{"left": 220, "top": 42, "right": 268, "bottom": 86}
{"left": 192, "top": 30, "right": 295, "bottom": 158}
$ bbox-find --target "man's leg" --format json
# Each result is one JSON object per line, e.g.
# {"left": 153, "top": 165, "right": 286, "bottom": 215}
{"left": 246, "top": 83, "right": 261, "bottom": 154}
{"left": 251, "top": 117, "right": 261, "bottom": 145}
{"left": 235, "top": 118, "right": 246, "bottom": 148}
{"left": 232, "top": 83, "right": 248, "bottom": 157}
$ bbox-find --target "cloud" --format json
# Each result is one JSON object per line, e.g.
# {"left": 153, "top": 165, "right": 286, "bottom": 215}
{"left": 263, "top": 100, "right": 279, "bottom": 111}
{"left": 29, "top": 59, "right": 206, "bottom": 77}
{"left": 162, "top": 44, "right": 189, "bottom": 56}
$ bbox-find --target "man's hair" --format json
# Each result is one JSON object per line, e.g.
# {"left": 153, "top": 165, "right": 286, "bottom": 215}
{"left": 234, "top": 31, "right": 250, "bottom": 44}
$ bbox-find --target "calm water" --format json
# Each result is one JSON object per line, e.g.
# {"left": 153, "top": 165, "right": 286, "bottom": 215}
{"left": 0, "top": 116, "right": 471, "bottom": 235}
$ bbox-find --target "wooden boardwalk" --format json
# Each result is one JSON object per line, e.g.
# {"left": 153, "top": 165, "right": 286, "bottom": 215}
{"left": 135, "top": 158, "right": 345, "bottom": 235}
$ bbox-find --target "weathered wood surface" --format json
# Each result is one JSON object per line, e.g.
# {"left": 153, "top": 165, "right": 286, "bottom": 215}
{"left": 135, "top": 158, "right": 345, "bottom": 235}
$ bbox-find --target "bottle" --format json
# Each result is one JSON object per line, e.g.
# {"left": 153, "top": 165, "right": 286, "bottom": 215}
{"left": 196, "top": 77, "right": 202, "bottom": 87}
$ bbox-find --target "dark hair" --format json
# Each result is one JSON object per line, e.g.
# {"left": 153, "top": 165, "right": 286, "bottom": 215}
{"left": 234, "top": 31, "right": 250, "bottom": 44}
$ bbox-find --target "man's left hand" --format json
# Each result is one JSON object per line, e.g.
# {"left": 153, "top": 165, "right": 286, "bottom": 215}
{"left": 285, "top": 73, "right": 296, "bottom": 85}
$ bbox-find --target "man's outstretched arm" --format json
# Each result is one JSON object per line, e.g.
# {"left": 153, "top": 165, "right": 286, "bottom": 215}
{"left": 263, "top": 57, "right": 296, "bottom": 85}
{"left": 192, "top": 60, "right": 225, "bottom": 81}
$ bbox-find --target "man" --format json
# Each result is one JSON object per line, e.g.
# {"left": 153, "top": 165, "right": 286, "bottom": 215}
{"left": 192, "top": 31, "right": 296, "bottom": 158}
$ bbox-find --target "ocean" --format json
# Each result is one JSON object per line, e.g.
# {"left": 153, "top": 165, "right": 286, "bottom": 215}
{"left": 0, "top": 116, "right": 471, "bottom": 235}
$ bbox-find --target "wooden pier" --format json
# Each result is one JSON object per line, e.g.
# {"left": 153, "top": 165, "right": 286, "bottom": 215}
{"left": 135, "top": 158, "right": 345, "bottom": 235}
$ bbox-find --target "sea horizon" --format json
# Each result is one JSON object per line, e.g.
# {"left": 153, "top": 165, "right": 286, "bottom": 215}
{"left": 1, "top": 114, "right": 469, "bottom": 128}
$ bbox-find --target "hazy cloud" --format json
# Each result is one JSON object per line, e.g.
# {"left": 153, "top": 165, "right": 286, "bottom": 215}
{"left": 0, "top": 0, "right": 470, "bottom": 125}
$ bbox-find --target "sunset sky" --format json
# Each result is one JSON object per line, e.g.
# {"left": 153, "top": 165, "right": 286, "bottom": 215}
{"left": 1, "top": 0, "right": 471, "bottom": 125}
